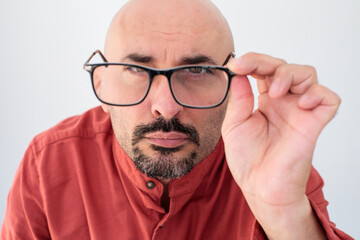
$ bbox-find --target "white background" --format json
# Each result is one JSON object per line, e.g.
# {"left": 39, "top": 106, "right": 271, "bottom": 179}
{"left": 0, "top": 0, "right": 359, "bottom": 238}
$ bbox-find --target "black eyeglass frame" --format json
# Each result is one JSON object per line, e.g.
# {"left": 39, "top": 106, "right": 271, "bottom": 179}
{"left": 83, "top": 50, "right": 236, "bottom": 109}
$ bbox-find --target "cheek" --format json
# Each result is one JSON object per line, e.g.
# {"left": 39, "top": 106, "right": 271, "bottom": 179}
{"left": 187, "top": 107, "right": 225, "bottom": 159}
{"left": 108, "top": 103, "right": 154, "bottom": 147}
{"left": 190, "top": 106, "right": 226, "bottom": 143}
{"left": 108, "top": 107, "right": 137, "bottom": 151}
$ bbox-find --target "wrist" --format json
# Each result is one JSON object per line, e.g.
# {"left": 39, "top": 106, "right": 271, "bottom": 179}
{"left": 250, "top": 196, "right": 326, "bottom": 240}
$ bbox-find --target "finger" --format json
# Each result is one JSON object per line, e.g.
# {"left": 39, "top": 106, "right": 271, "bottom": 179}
{"left": 257, "top": 78, "right": 271, "bottom": 94}
{"left": 222, "top": 75, "right": 254, "bottom": 134}
{"left": 298, "top": 84, "right": 341, "bottom": 124}
{"left": 269, "top": 64, "right": 318, "bottom": 98}
{"left": 298, "top": 84, "right": 340, "bottom": 109}
{"left": 227, "top": 52, "right": 286, "bottom": 76}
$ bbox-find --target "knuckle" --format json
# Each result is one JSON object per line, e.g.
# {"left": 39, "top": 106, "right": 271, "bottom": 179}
{"left": 314, "top": 83, "right": 324, "bottom": 92}
{"left": 276, "top": 57, "right": 287, "bottom": 65}
{"left": 274, "top": 64, "right": 290, "bottom": 79}
{"left": 305, "top": 65, "right": 317, "bottom": 76}
{"left": 242, "top": 52, "right": 258, "bottom": 60}
{"left": 242, "top": 52, "right": 286, "bottom": 66}
{"left": 335, "top": 93, "right": 342, "bottom": 105}
{"left": 276, "top": 64, "right": 289, "bottom": 75}
{"left": 299, "top": 65, "right": 318, "bottom": 85}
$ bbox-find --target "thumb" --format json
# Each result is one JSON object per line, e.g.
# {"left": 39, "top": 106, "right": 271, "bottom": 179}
{"left": 222, "top": 75, "right": 254, "bottom": 135}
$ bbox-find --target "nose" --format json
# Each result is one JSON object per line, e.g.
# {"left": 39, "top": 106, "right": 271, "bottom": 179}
{"left": 148, "top": 75, "right": 184, "bottom": 120}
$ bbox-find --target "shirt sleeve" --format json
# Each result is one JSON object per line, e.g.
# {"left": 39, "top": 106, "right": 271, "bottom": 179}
{"left": 306, "top": 167, "right": 354, "bottom": 240}
{"left": 1, "top": 143, "right": 51, "bottom": 240}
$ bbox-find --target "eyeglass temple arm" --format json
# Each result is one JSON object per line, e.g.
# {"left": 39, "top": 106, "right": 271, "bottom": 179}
{"left": 84, "top": 50, "right": 108, "bottom": 65}
{"left": 83, "top": 50, "right": 234, "bottom": 70}
{"left": 222, "top": 52, "right": 236, "bottom": 66}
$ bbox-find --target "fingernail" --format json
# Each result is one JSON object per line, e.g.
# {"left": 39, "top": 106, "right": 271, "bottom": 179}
{"left": 233, "top": 56, "right": 244, "bottom": 63}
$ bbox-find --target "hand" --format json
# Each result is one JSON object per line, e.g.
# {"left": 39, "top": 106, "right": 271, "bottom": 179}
{"left": 222, "top": 52, "right": 340, "bottom": 238}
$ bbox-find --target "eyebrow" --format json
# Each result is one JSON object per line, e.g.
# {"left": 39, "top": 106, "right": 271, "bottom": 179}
{"left": 180, "top": 55, "right": 217, "bottom": 65}
{"left": 121, "top": 53, "right": 217, "bottom": 66}
{"left": 122, "top": 53, "right": 154, "bottom": 64}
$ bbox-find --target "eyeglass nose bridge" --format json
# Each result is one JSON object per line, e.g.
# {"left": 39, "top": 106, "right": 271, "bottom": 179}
{"left": 147, "top": 69, "right": 176, "bottom": 92}
{"left": 148, "top": 69, "right": 174, "bottom": 82}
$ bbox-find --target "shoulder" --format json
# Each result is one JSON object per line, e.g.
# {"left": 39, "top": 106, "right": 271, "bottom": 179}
{"left": 31, "top": 106, "right": 112, "bottom": 154}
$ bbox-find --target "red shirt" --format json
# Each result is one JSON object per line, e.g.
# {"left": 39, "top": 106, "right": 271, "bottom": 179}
{"left": 1, "top": 107, "right": 353, "bottom": 239}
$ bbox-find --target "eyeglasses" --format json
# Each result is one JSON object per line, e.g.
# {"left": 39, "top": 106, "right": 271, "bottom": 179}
{"left": 83, "top": 50, "right": 236, "bottom": 109}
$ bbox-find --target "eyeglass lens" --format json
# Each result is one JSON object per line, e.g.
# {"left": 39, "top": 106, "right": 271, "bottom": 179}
{"left": 92, "top": 65, "right": 229, "bottom": 107}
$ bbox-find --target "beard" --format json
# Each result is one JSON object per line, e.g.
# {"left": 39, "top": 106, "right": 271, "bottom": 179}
{"left": 132, "top": 146, "right": 198, "bottom": 179}
{"left": 109, "top": 103, "right": 226, "bottom": 180}
{"left": 131, "top": 117, "right": 201, "bottom": 179}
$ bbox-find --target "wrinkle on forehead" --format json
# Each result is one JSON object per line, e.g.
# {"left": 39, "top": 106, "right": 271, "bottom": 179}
{"left": 104, "top": 0, "right": 234, "bottom": 60}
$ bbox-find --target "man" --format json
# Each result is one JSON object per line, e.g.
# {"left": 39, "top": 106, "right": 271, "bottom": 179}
{"left": 1, "top": 0, "right": 353, "bottom": 239}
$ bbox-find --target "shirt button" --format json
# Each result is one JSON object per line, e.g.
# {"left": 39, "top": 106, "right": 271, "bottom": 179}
{"left": 146, "top": 181, "right": 155, "bottom": 189}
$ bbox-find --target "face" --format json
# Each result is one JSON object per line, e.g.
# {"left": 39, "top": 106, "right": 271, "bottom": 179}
{"left": 101, "top": 0, "right": 234, "bottom": 180}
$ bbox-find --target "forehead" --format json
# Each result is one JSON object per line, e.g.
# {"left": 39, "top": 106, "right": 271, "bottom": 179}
{"left": 120, "top": 0, "right": 222, "bottom": 31}
{"left": 105, "top": 0, "right": 231, "bottom": 64}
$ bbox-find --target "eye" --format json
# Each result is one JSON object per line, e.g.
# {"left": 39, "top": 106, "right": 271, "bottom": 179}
{"left": 125, "top": 66, "right": 146, "bottom": 73}
{"left": 188, "top": 67, "right": 206, "bottom": 74}
{"left": 187, "top": 67, "right": 215, "bottom": 75}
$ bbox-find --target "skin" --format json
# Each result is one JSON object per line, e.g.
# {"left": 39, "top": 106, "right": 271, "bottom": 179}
{"left": 102, "top": 0, "right": 233, "bottom": 182}
{"left": 99, "top": 0, "right": 341, "bottom": 238}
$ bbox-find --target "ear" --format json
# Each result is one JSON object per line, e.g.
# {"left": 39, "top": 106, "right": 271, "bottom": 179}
{"left": 93, "top": 67, "right": 102, "bottom": 95}
{"left": 93, "top": 67, "right": 109, "bottom": 113}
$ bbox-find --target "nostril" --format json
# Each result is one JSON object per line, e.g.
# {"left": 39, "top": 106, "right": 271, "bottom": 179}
{"left": 151, "top": 99, "right": 183, "bottom": 120}
{"left": 152, "top": 108, "right": 162, "bottom": 119}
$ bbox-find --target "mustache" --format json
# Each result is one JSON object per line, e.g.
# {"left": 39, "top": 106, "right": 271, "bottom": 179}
{"left": 132, "top": 117, "right": 200, "bottom": 146}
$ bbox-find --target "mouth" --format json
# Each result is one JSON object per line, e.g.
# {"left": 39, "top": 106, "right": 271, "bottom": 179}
{"left": 144, "top": 132, "right": 190, "bottom": 148}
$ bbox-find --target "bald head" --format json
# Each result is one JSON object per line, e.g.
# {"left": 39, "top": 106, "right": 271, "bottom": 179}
{"left": 104, "top": 0, "right": 234, "bottom": 66}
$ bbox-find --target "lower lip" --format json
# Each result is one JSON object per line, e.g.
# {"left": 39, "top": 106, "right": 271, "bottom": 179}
{"left": 146, "top": 138, "right": 188, "bottom": 148}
